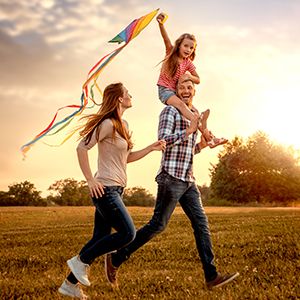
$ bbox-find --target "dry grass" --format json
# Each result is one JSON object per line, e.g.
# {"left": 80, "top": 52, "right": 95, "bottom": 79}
{"left": 1, "top": 206, "right": 299, "bottom": 299}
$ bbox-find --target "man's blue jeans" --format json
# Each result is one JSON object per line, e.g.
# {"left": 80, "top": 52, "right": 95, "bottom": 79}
{"left": 112, "top": 171, "right": 217, "bottom": 282}
{"left": 79, "top": 186, "right": 136, "bottom": 265}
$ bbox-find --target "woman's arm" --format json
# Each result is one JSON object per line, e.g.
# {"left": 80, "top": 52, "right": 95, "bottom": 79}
{"left": 127, "top": 140, "right": 166, "bottom": 163}
{"left": 77, "top": 147, "right": 105, "bottom": 198}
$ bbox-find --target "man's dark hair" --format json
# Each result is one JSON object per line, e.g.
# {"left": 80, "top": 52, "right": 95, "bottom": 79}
{"left": 176, "top": 79, "right": 195, "bottom": 91}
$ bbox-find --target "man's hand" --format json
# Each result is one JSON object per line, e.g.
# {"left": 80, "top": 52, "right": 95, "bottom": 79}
{"left": 199, "top": 134, "right": 208, "bottom": 149}
{"left": 199, "top": 131, "right": 213, "bottom": 149}
{"left": 186, "top": 113, "right": 200, "bottom": 137}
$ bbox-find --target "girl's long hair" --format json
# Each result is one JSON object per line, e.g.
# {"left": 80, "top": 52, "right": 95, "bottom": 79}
{"left": 79, "top": 82, "right": 133, "bottom": 149}
{"left": 162, "top": 33, "right": 197, "bottom": 78}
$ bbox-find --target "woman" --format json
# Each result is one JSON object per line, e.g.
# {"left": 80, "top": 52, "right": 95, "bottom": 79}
{"left": 58, "top": 82, "right": 166, "bottom": 299}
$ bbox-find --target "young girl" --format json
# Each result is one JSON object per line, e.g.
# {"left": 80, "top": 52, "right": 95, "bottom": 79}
{"left": 156, "top": 13, "right": 227, "bottom": 148}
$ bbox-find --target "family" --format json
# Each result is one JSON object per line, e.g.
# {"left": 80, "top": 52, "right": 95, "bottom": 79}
{"left": 58, "top": 13, "right": 238, "bottom": 299}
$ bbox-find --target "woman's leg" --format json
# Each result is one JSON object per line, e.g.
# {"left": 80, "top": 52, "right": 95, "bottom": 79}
{"left": 67, "top": 207, "right": 111, "bottom": 284}
{"left": 79, "top": 186, "right": 136, "bottom": 265}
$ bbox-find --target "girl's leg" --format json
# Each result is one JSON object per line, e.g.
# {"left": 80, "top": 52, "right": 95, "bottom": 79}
{"left": 166, "top": 95, "right": 227, "bottom": 148}
{"left": 166, "top": 95, "right": 211, "bottom": 140}
{"left": 166, "top": 95, "right": 197, "bottom": 121}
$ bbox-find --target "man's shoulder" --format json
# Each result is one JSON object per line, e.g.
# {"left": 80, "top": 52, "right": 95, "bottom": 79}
{"left": 161, "top": 105, "right": 180, "bottom": 115}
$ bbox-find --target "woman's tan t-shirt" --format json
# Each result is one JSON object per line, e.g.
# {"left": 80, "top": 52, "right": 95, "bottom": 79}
{"left": 77, "top": 119, "right": 130, "bottom": 187}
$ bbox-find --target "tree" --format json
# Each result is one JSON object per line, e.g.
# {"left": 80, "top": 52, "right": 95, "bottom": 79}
{"left": 197, "top": 184, "right": 211, "bottom": 204}
{"left": 123, "top": 186, "right": 155, "bottom": 206}
{"left": 3, "top": 181, "right": 45, "bottom": 206}
{"left": 48, "top": 178, "right": 91, "bottom": 206}
{"left": 210, "top": 132, "right": 300, "bottom": 205}
{"left": 0, "top": 191, "right": 12, "bottom": 206}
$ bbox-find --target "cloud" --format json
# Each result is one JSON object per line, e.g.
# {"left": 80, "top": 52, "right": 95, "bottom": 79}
{"left": 0, "top": 0, "right": 153, "bottom": 51}
{"left": 0, "top": 0, "right": 159, "bottom": 90}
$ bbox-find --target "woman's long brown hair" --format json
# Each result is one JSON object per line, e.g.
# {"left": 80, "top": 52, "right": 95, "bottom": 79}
{"left": 162, "top": 33, "right": 197, "bottom": 78}
{"left": 79, "top": 82, "right": 133, "bottom": 149}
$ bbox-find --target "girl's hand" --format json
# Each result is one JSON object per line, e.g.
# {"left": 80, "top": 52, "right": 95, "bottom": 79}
{"left": 87, "top": 178, "right": 105, "bottom": 198}
{"left": 151, "top": 140, "right": 166, "bottom": 151}
{"left": 178, "top": 73, "right": 192, "bottom": 84}
{"left": 156, "top": 13, "right": 167, "bottom": 24}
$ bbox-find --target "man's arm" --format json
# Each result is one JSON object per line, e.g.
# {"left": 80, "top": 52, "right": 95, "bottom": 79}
{"left": 195, "top": 134, "right": 209, "bottom": 154}
{"left": 158, "top": 107, "right": 199, "bottom": 147}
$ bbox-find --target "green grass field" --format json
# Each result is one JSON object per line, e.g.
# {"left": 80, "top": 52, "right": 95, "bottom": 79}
{"left": 1, "top": 206, "right": 299, "bottom": 299}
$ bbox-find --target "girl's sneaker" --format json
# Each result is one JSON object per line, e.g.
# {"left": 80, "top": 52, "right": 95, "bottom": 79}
{"left": 58, "top": 279, "right": 87, "bottom": 299}
{"left": 207, "top": 137, "right": 228, "bottom": 148}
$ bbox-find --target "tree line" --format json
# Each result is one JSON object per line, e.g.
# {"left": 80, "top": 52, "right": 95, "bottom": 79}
{"left": 1, "top": 132, "right": 299, "bottom": 207}
{"left": 0, "top": 179, "right": 156, "bottom": 207}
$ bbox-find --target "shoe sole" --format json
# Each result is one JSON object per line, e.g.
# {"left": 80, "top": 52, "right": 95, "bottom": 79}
{"left": 58, "top": 285, "right": 87, "bottom": 300}
{"left": 213, "top": 272, "right": 240, "bottom": 288}
{"left": 67, "top": 259, "right": 91, "bottom": 287}
{"left": 104, "top": 254, "right": 110, "bottom": 283}
{"left": 58, "top": 286, "right": 75, "bottom": 298}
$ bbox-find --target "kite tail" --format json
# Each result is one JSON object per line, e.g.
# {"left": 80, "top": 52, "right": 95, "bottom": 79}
{"left": 20, "top": 44, "right": 126, "bottom": 157}
{"left": 20, "top": 9, "right": 159, "bottom": 157}
{"left": 20, "top": 93, "right": 86, "bottom": 156}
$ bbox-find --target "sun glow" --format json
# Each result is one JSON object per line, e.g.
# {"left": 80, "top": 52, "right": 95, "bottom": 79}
{"left": 256, "top": 88, "right": 300, "bottom": 149}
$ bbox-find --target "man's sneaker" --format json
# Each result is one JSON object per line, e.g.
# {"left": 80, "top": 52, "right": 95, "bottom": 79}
{"left": 104, "top": 253, "right": 119, "bottom": 288}
{"left": 207, "top": 272, "right": 239, "bottom": 289}
{"left": 58, "top": 279, "right": 87, "bottom": 299}
{"left": 67, "top": 256, "right": 91, "bottom": 286}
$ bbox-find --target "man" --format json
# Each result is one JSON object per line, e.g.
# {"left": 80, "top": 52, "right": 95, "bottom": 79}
{"left": 105, "top": 78, "right": 239, "bottom": 289}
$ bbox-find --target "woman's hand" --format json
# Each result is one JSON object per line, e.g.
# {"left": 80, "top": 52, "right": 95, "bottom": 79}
{"left": 87, "top": 178, "right": 105, "bottom": 198}
{"left": 150, "top": 139, "right": 166, "bottom": 151}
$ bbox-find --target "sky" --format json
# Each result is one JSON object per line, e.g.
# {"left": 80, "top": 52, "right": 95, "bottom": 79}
{"left": 1, "top": 0, "right": 300, "bottom": 196}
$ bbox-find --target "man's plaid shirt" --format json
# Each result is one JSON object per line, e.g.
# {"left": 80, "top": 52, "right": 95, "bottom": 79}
{"left": 157, "top": 106, "right": 201, "bottom": 182}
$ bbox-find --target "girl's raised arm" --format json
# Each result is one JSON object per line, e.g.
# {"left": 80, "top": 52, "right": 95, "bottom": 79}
{"left": 156, "top": 13, "right": 172, "bottom": 54}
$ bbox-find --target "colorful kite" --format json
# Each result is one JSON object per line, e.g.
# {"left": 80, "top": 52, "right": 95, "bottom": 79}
{"left": 21, "top": 8, "right": 159, "bottom": 157}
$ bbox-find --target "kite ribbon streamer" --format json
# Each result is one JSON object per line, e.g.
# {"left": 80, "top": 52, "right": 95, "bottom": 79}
{"left": 21, "top": 8, "right": 159, "bottom": 157}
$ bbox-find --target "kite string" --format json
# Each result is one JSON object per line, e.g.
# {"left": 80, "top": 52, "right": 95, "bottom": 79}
{"left": 20, "top": 9, "right": 159, "bottom": 157}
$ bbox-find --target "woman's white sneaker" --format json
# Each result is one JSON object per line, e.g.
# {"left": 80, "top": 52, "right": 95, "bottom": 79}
{"left": 58, "top": 279, "right": 87, "bottom": 299}
{"left": 67, "top": 256, "right": 91, "bottom": 286}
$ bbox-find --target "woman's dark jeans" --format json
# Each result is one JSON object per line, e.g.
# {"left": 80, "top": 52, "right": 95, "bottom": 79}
{"left": 79, "top": 186, "right": 136, "bottom": 265}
